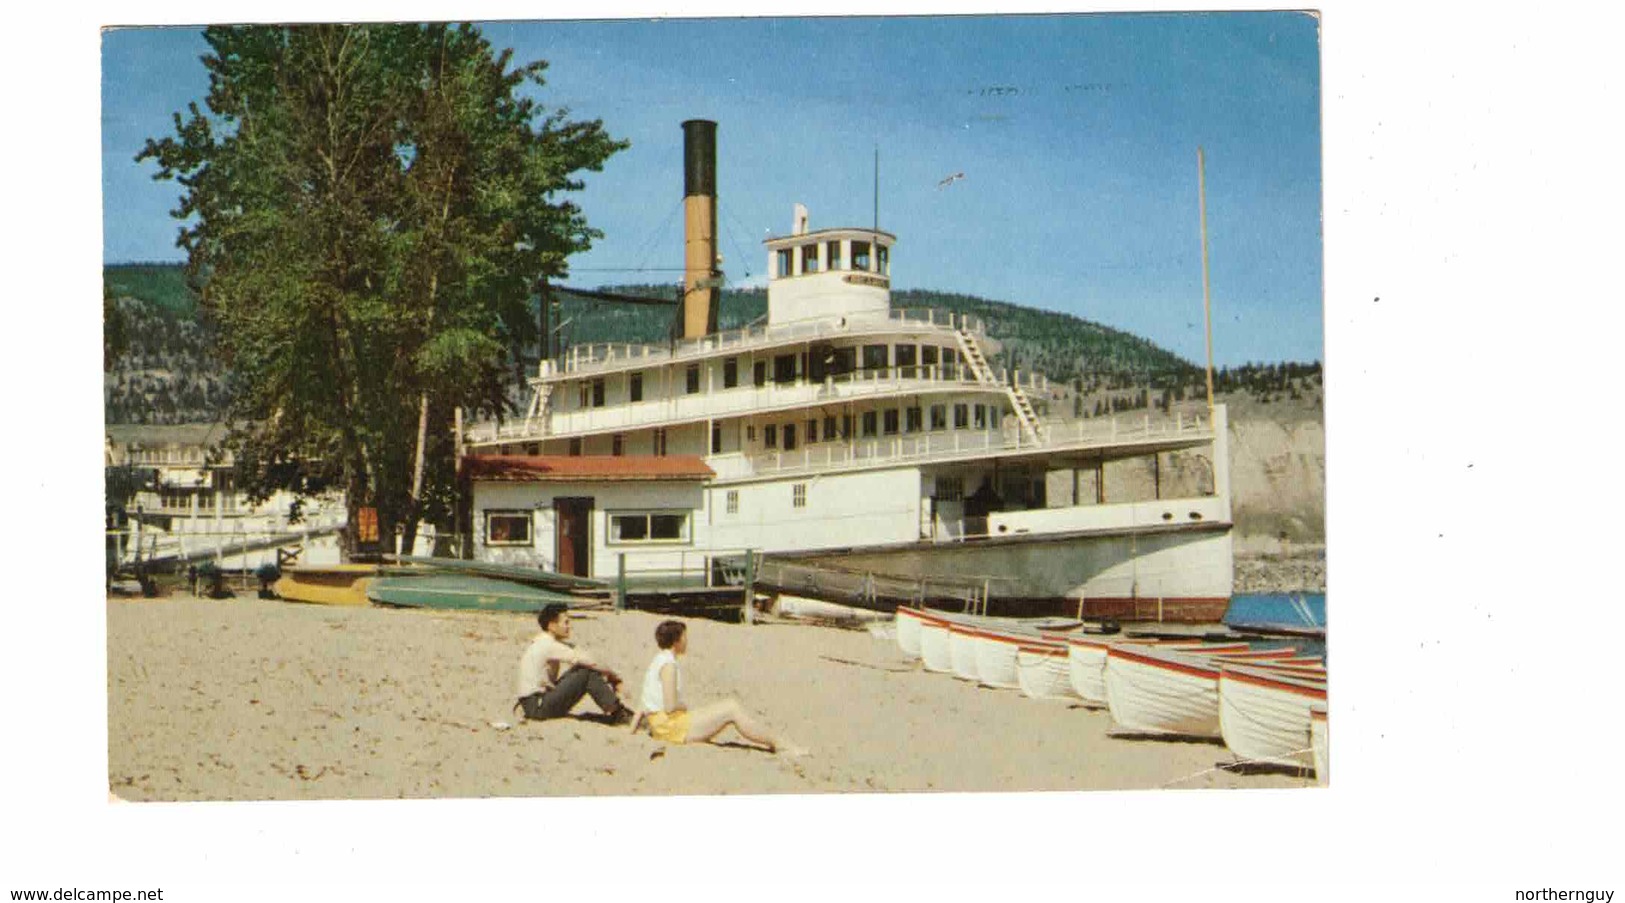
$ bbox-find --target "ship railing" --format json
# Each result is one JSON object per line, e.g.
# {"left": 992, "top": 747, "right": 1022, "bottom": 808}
{"left": 554, "top": 308, "right": 986, "bottom": 377}
{"left": 746, "top": 411, "right": 1213, "bottom": 477}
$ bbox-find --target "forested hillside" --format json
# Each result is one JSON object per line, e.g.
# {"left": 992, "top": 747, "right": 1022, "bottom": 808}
{"left": 102, "top": 265, "right": 1318, "bottom": 425}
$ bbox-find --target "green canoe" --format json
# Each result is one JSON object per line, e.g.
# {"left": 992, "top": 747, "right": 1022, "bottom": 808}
{"left": 388, "top": 555, "right": 607, "bottom": 591}
{"left": 367, "top": 573, "right": 581, "bottom": 612}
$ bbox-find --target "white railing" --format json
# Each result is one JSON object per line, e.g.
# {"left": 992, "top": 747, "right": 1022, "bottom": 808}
{"left": 735, "top": 411, "right": 1213, "bottom": 480}
{"left": 555, "top": 308, "right": 986, "bottom": 378}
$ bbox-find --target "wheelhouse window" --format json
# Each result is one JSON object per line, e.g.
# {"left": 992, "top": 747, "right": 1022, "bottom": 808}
{"left": 826, "top": 240, "right": 842, "bottom": 270}
{"left": 930, "top": 404, "right": 947, "bottom": 430}
{"left": 485, "top": 511, "right": 532, "bottom": 546}
{"left": 877, "top": 244, "right": 890, "bottom": 275}
{"left": 852, "top": 240, "right": 871, "bottom": 271}
{"left": 777, "top": 248, "right": 793, "bottom": 277}
{"left": 629, "top": 372, "right": 643, "bottom": 403}
{"left": 609, "top": 511, "right": 690, "bottom": 544}
{"left": 942, "top": 348, "right": 959, "bottom": 380}
{"left": 685, "top": 365, "right": 701, "bottom": 394}
{"left": 591, "top": 379, "right": 605, "bottom": 408}
{"left": 801, "top": 243, "right": 820, "bottom": 274}
{"left": 723, "top": 357, "right": 739, "bottom": 389}
{"left": 922, "top": 346, "right": 939, "bottom": 376}
{"left": 954, "top": 404, "right": 969, "bottom": 428}
{"left": 974, "top": 404, "right": 987, "bottom": 429}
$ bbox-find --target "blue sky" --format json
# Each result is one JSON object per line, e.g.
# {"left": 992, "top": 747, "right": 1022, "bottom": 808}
{"left": 102, "top": 13, "right": 1322, "bottom": 366}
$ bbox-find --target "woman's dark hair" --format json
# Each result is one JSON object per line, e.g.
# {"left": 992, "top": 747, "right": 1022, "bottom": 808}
{"left": 539, "top": 603, "right": 570, "bottom": 630}
{"left": 655, "top": 620, "right": 687, "bottom": 650}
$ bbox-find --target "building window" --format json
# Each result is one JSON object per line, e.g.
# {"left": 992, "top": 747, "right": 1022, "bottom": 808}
{"left": 591, "top": 379, "right": 605, "bottom": 408}
{"left": 686, "top": 365, "right": 700, "bottom": 394}
{"left": 905, "top": 406, "right": 923, "bottom": 433}
{"left": 877, "top": 244, "right": 890, "bottom": 275}
{"left": 974, "top": 405, "right": 987, "bottom": 429}
{"left": 792, "top": 483, "right": 807, "bottom": 509}
{"left": 753, "top": 361, "right": 767, "bottom": 387}
{"left": 568, "top": 438, "right": 583, "bottom": 456}
{"left": 861, "top": 411, "right": 878, "bottom": 437}
{"left": 629, "top": 372, "right": 643, "bottom": 403}
{"left": 827, "top": 240, "right": 842, "bottom": 270}
{"left": 773, "top": 354, "right": 797, "bottom": 385}
{"left": 823, "top": 415, "right": 837, "bottom": 440}
{"left": 852, "top": 240, "right": 871, "bottom": 271}
{"left": 764, "top": 424, "right": 778, "bottom": 449}
{"left": 935, "top": 475, "right": 965, "bottom": 502}
{"left": 612, "top": 433, "right": 624, "bottom": 456}
{"left": 485, "top": 511, "right": 533, "bottom": 546}
{"left": 711, "top": 422, "right": 723, "bottom": 454}
{"left": 726, "top": 490, "right": 739, "bottom": 514}
{"left": 783, "top": 423, "right": 798, "bottom": 452}
{"left": 777, "top": 248, "right": 793, "bottom": 277}
{"left": 609, "top": 511, "right": 690, "bottom": 544}
{"left": 930, "top": 404, "right": 947, "bottom": 430}
{"left": 954, "top": 404, "right": 969, "bottom": 428}
{"left": 801, "top": 243, "right": 819, "bottom": 274}
{"left": 723, "top": 357, "right": 738, "bottom": 389}
{"left": 653, "top": 428, "right": 668, "bottom": 456}
{"left": 805, "top": 419, "right": 818, "bottom": 443}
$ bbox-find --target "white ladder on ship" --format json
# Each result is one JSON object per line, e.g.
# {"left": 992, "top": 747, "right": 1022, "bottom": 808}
{"left": 953, "top": 328, "right": 1044, "bottom": 445}
{"left": 522, "top": 382, "right": 553, "bottom": 436}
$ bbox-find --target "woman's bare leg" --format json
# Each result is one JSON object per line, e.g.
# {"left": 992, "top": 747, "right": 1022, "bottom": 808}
{"left": 684, "top": 698, "right": 807, "bottom": 756}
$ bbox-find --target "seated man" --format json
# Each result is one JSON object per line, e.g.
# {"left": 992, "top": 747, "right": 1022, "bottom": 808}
{"left": 515, "top": 603, "right": 634, "bottom": 725}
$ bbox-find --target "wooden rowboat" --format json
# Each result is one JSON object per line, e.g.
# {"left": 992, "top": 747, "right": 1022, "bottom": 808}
{"left": 366, "top": 573, "right": 578, "bottom": 612}
{"left": 273, "top": 564, "right": 380, "bottom": 606}
{"left": 1217, "top": 663, "right": 1328, "bottom": 770}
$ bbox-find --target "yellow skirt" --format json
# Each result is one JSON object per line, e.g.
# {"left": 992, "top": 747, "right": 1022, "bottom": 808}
{"left": 646, "top": 710, "right": 691, "bottom": 744}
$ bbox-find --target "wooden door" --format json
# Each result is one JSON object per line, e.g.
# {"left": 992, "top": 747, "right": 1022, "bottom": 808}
{"left": 554, "top": 497, "right": 593, "bottom": 576}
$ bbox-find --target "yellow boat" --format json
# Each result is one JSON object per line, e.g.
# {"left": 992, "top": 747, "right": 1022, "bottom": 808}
{"left": 273, "top": 564, "right": 380, "bottom": 606}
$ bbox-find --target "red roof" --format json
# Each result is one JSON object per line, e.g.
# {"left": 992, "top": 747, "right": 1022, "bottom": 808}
{"left": 462, "top": 454, "right": 715, "bottom": 483}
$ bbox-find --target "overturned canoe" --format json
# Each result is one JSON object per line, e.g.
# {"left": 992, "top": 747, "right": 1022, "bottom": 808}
{"left": 367, "top": 573, "right": 578, "bottom": 612}
{"left": 274, "top": 564, "right": 379, "bottom": 606}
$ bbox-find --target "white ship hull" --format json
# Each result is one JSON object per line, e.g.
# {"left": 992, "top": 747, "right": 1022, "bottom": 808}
{"left": 1218, "top": 665, "right": 1328, "bottom": 769}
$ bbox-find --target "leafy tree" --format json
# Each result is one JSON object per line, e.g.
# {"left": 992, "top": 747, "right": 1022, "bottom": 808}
{"left": 138, "top": 24, "right": 625, "bottom": 556}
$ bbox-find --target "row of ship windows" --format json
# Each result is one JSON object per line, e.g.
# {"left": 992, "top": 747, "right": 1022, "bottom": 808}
{"left": 575, "top": 343, "right": 965, "bottom": 408}
{"left": 775, "top": 240, "right": 889, "bottom": 278}
{"left": 560, "top": 401, "right": 1003, "bottom": 458}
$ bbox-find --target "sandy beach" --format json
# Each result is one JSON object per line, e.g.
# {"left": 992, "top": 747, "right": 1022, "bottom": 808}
{"left": 107, "top": 595, "right": 1312, "bottom": 801}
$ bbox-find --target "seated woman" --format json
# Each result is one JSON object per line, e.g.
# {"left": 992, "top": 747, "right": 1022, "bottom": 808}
{"left": 638, "top": 620, "right": 808, "bottom": 757}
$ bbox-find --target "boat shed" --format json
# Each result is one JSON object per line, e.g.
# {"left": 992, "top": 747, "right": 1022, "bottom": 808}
{"left": 463, "top": 454, "right": 716, "bottom": 579}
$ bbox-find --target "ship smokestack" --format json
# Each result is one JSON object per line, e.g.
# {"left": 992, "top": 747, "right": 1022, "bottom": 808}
{"left": 682, "top": 119, "right": 719, "bottom": 338}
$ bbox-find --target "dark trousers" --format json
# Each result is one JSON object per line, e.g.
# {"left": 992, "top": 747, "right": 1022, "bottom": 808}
{"left": 519, "top": 666, "right": 620, "bottom": 721}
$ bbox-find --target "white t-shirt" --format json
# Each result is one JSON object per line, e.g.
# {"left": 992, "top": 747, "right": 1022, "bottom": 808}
{"left": 639, "top": 649, "right": 683, "bottom": 713}
{"left": 516, "top": 633, "right": 590, "bottom": 698}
